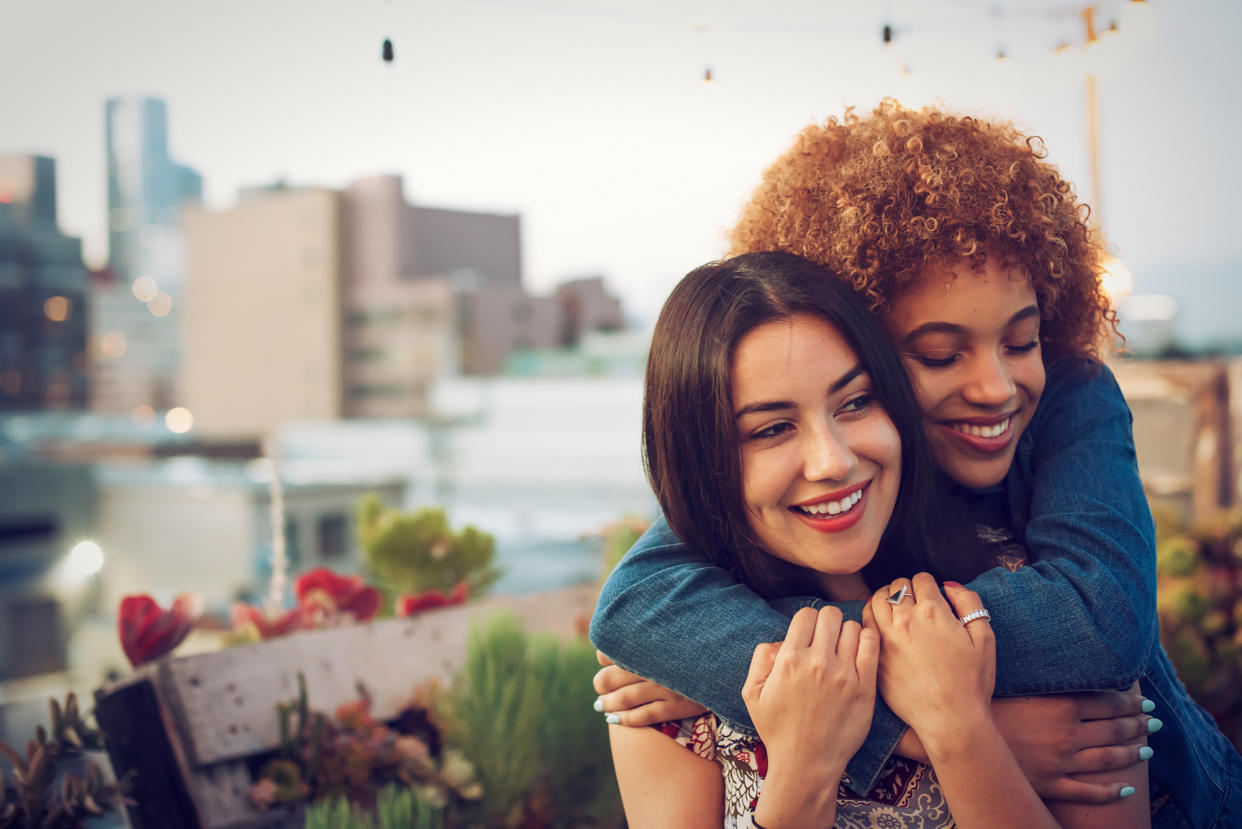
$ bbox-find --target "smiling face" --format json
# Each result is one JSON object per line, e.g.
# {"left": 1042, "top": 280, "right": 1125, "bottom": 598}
{"left": 883, "top": 256, "right": 1047, "bottom": 490}
{"left": 732, "top": 313, "right": 902, "bottom": 601}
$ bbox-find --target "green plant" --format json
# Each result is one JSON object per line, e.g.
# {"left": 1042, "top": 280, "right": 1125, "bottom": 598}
{"left": 0, "top": 693, "right": 131, "bottom": 828}
{"left": 1156, "top": 507, "right": 1242, "bottom": 749}
{"left": 441, "top": 613, "right": 623, "bottom": 828}
{"left": 357, "top": 496, "right": 501, "bottom": 604}
{"left": 304, "top": 784, "right": 444, "bottom": 829}
{"left": 600, "top": 516, "right": 650, "bottom": 577}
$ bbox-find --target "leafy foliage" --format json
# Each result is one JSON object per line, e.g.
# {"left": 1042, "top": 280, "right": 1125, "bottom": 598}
{"left": 1156, "top": 507, "right": 1242, "bottom": 748}
{"left": 304, "top": 784, "right": 444, "bottom": 829}
{"left": 357, "top": 496, "right": 501, "bottom": 603}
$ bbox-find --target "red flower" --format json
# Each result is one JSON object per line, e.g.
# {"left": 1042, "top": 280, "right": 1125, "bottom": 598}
{"left": 230, "top": 603, "right": 310, "bottom": 640}
{"left": 118, "top": 594, "right": 202, "bottom": 668}
{"left": 395, "top": 580, "right": 469, "bottom": 617}
{"left": 295, "top": 567, "right": 380, "bottom": 622}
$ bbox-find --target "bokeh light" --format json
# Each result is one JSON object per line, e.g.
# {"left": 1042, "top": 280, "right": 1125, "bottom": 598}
{"left": 43, "top": 296, "right": 70, "bottom": 322}
{"left": 131, "top": 276, "right": 158, "bottom": 302}
{"left": 131, "top": 404, "right": 156, "bottom": 428}
{"left": 148, "top": 291, "right": 173, "bottom": 317}
{"left": 165, "top": 407, "right": 194, "bottom": 434}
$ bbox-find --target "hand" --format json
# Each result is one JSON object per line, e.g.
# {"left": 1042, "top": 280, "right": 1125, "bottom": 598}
{"left": 741, "top": 607, "right": 878, "bottom": 779}
{"left": 993, "top": 683, "right": 1155, "bottom": 803}
{"left": 869, "top": 573, "right": 995, "bottom": 745}
{"left": 593, "top": 651, "right": 708, "bottom": 726}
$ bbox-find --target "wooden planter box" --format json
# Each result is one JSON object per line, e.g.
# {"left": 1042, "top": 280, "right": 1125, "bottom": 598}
{"left": 95, "top": 585, "right": 598, "bottom": 829}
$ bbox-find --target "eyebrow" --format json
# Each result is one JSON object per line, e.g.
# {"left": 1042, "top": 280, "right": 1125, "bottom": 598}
{"left": 734, "top": 365, "right": 864, "bottom": 418}
{"left": 899, "top": 304, "right": 1041, "bottom": 346}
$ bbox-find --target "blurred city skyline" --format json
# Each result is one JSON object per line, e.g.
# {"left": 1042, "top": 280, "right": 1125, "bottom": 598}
{"left": 3, "top": 0, "right": 1242, "bottom": 341}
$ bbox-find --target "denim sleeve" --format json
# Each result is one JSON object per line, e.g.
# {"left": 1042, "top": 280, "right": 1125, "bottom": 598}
{"left": 590, "top": 518, "right": 906, "bottom": 794}
{"left": 972, "top": 359, "right": 1156, "bottom": 695}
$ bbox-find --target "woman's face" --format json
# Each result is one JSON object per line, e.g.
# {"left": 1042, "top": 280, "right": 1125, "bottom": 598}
{"left": 883, "top": 256, "right": 1047, "bottom": 490}
{"left": 732, "top": 313, "right": 902, "bottom": 597}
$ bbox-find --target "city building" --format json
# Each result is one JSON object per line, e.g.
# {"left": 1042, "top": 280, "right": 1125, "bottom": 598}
{"left": 0, "top": 155, "right": 90, "bottom": 411}
{"left": 91, "top": 97, "right": 202, "bottom": 415}
{"left": 185, "top": 174, "right": 622, "bottom": 438}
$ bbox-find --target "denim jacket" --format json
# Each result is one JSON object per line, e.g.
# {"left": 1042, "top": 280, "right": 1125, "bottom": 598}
{"left": 591, "top": 359, "right": 1242, "bottom": 827}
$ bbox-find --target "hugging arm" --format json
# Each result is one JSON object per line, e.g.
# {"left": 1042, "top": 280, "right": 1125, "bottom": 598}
{"left": 973, "top": 360, "right": 1155, "bottom": 695}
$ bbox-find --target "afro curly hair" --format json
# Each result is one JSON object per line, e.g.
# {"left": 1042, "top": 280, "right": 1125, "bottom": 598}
{"left": 727, "top": 99, "right": 1117, "bottom": 362}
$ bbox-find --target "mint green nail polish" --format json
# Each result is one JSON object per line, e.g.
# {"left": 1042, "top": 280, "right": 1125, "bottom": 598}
{"left": 605, "top": 713, "right": 620, "bottom": 725}
{"left": 593, "top": 697, "right": 604, "bottom": 713}
{"left": 1120, "top": 786, "right": 1136, "bottom": 798}
{"left": 1141, "top": 698, "right": 1156, "bottom": 713}
{"left": 1139, "top": 746, "right": 1154, "bottom": 761}
{"left": 1147, "top": 717, "right": 1163, "bottom": 733}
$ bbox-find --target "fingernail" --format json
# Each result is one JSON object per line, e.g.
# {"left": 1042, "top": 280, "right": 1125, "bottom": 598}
{"left": 1120, "top": 786, "right": 1136, "bottom": 798}
{"left": 1141, "top": 698, "right": 1156, "bottom": 713}
{"left": 593, "top": 697, "right": 604, "bottom": 713}
{"left": 605, "top": 713, "right": 620, "bottom": 725}
{"left": 1147, "top": 717, "right": 1163, "bottom": 733}
{"left": 1139, "top": 746, "right": 1154, "bottom": 761}
{"left": 943, "top": 581, "right": 962, "bottom": 589}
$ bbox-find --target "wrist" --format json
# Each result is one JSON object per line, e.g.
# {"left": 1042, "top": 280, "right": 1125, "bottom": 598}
{"left": 753, "top": 760, "right": 843, "bottom": 828}
{"left": 917, "top": 706, "right": 997, "bottom": 761}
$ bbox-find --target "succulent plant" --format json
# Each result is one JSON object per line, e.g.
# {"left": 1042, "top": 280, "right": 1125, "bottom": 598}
{"left": 0, "top": 692, "right": 130, "bottom": 829}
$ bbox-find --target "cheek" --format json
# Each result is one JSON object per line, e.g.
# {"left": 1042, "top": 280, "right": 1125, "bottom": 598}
{"left": 900, "top": 361, "right": 939, "bottom": 415}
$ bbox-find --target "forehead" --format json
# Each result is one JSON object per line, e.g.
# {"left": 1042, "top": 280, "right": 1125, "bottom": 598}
{"left": 883, "top": 258, "right": 1037, "bottom": 334}
{"left": 731, "top": 314, "right": 857, "bottom": 395}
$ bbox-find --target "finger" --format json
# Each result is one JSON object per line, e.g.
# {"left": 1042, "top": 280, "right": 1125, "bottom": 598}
{"left": 597, "top": 680, "right": 678, "bottom": 715}
{"left": 1072, "top": 686, "right": 1148, "bottom": 721}
{"left": 1066, "top": 743, "right": 1153, "bottom": 775}
{"left": 742, "top": 641, "right": 781, "bottom": 702}
{"left": 1038, "top": 778, "right": 1135, "bottom": 805}
{"left": 856, "top": 625, "right": 879, "bottom": 687}
{"left": 1074, "top": 714, "right": 1154, "bottom": 748}
{"left": 593, "top": 663, "right": 644, "bottom": 696}
{"left": 784, "top": 606, "right": 819, "bottom": 649}
{"left": 814, "top": 605, "right": 844, "bottom": 653}
{"left": 911, "top": 572, "right": 948, "bottom": 612}
{"left": 607, "top": 698, "right": 709, "bottom": 728}
{"left": 836, "top": 619, "right": 861, "bottom": 666}
{"left": 943, "top": 582, "right": 993, "bottom": 645}
{"left": 596, "top": 649, "right": 614, "bottom": 667}
{"left": 886, "top": 577, "right": 914, "bottom": 608}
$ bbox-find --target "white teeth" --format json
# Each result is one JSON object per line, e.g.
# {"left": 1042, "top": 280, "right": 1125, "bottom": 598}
{"left": 951, "top": 417, "right": 1011, "bottom": 439}
{"left": 797, "top": 489, "right": 863, "bottom": 517}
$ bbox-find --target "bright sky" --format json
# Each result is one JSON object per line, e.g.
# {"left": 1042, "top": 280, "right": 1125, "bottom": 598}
{"left": 4, "top": 0, "right": 1240, "bottom": 330}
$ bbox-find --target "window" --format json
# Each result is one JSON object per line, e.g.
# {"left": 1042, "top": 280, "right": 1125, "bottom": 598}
{"left": 317, "top": 514, "right": 348, "bottom": 561}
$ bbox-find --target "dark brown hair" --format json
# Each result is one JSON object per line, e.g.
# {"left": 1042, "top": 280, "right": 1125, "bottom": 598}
{"left": 644, "top": 252, "right": 988, "bottom": 599}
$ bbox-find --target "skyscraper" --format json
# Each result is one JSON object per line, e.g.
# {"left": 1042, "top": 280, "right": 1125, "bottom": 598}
{"left": 92, "top": 97, "right": 201, "bottom": 414}
{"left": 0, "top": 155, "right": 90, "bottom": 411}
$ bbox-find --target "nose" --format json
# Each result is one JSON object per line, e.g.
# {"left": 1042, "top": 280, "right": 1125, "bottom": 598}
{"left": 962, "top": 351, "right": 1017, "bottom": 408}
{"left": 803, "top": 420, "right": 857, "bottom": 482}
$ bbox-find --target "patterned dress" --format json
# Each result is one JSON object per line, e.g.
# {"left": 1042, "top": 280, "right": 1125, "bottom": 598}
{"left": 658, "top": 525, "right": 1031, "bottom": 828}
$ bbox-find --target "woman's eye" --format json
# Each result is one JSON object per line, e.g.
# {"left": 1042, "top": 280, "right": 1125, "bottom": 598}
{"left": 838, "top": 393, "right": 874, "bottom": 415}
{"left": 750, "top": 422, "right": 793, "bottom": 440}
{"left": 913, "top": 354, "right": 958, "bottom": 368}
{"left": 1007, "top": 341, "right": 1039, "bottom": 354}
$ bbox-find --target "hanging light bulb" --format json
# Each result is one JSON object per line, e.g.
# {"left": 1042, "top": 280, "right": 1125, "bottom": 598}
{"left": 996, "top": 48, "right": 1007, "bottom": 62}
{"left": 703, "top": 67, "right": 713, "bottom": 83}
{"left": 882, "top": 23, "right": 893, "bottom": 46}
{"left": 382, "top": 38, "right": 394, "bottom": 63}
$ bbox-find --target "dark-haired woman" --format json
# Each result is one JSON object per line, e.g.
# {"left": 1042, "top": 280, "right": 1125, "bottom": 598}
{"left": 613, "top": 251, "right": 1060, "bottom": 828}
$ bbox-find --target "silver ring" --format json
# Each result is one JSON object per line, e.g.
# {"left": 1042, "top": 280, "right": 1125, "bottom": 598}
{"left": 886, "top": 585, "right": 910, "bottom": 605}
{"left": 959, "top": 608, "right": 991, "bottom": 626}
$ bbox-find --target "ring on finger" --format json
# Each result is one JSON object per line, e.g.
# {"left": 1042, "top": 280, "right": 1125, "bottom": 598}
{"left": 886, "top": 584, "right": 911, "bottom": 605}
{"left": 959, "top": 608, "right": 991, "bottom": 626}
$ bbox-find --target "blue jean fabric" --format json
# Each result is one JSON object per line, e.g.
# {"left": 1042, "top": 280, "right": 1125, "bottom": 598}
{"left": 591, "top": 359, "right": 1242, "bottom": 826}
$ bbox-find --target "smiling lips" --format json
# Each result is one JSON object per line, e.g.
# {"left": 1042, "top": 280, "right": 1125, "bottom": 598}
{"left": 789, "top": 483, "right": 869, "bottom": 533}
{"left": 941, "top": 414, "right": 1016, "bottom": 452}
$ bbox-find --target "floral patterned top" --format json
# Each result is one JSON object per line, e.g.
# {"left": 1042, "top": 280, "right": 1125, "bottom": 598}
{"left": 659, "top": 714, "right": 954, "bottom": 829}
{"left": 658, "top": 526, "right": 1030, "bottom": 828}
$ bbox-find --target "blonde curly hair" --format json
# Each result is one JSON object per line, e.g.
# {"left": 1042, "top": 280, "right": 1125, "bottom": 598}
{"left": 728, "top": 100, "right": 1116, "bottom": 361}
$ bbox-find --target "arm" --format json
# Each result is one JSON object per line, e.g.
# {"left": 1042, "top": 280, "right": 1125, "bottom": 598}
{"left": 609, "top": 723, "right": 722, "bottom": 829}
{"left": 590, "top": 518, "right": 906, "bottom": 793}
{"left": 978, "top": 359, "right": 1156, "bottom": 695}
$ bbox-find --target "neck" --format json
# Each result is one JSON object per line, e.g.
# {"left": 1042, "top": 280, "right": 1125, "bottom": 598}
{"left": 819, "top": 572, "right": 870, "bottom": 603}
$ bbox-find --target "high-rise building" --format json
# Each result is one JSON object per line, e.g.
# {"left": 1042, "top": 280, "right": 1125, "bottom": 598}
{"left": 0, "top": 155, "right": 90, "bottom": 411}
{"left": 92, "top": 97, "right": 201, "bottom": 415}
